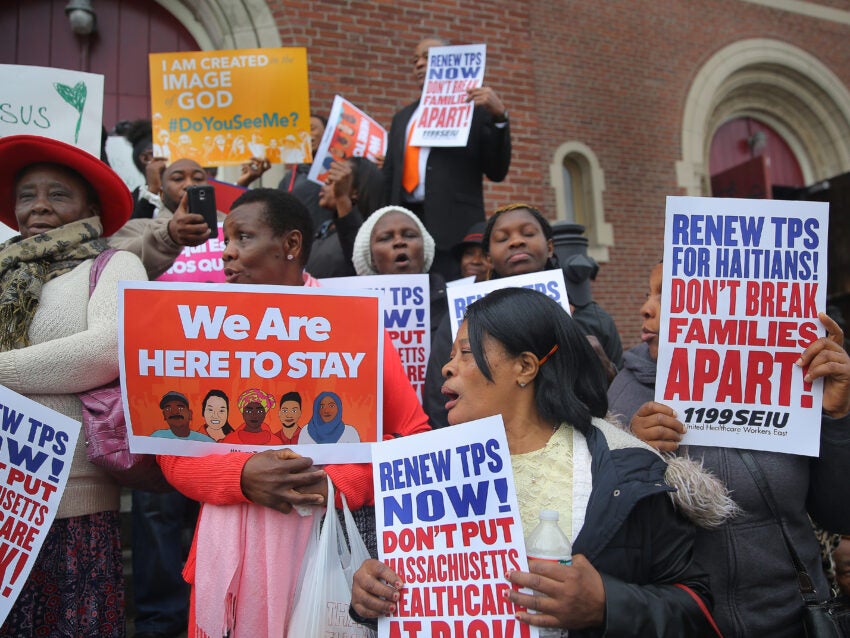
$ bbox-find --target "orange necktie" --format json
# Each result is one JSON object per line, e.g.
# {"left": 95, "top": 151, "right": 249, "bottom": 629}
{"left": 402, "top": 123, "right": 419, "bottom": 193}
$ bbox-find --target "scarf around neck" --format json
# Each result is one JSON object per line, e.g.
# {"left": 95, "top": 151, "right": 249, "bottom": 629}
{"left": 0, "top": 217, "right": 107, "bottom": 351}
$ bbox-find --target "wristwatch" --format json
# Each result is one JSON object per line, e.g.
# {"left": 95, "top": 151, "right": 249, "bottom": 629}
{"left": 493, "top": 110, "right": 509, "bottom": 125}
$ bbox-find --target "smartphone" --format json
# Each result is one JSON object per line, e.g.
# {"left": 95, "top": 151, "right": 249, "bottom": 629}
{"left": 185, "top": 185, "right": 217, "bottom": 236}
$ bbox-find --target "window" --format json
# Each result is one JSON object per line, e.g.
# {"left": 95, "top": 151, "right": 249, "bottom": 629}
{"left": 550, "top": 141, "right": 614, "bottom": 262}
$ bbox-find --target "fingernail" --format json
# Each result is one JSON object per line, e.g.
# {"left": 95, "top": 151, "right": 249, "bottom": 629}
{"left": 505, "top": 570, "right": 513, "bottom": 581}
{"left": 796, "top": 358, "right": 804, "bottom": 366}
{"left": 805, "top": 374, "right": 812, "bottom": 382}
{"left": 395, "top": 581, "right": 403, "bottom": 589}
{"left": 392, "top": 592, "right": 399, "bottom": 601}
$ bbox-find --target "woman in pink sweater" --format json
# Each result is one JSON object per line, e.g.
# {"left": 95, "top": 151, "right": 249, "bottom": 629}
{"left": 158, "top": 188, "right": 429, "bottom": 637}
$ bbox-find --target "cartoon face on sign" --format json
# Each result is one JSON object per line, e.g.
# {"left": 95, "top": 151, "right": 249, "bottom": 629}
{"left": 300, "top": 391, "right": 361, "bottom": 445}
{"left": 201, "top": 389, "right": 232, "bottom": 442}
{"left": 237, "top": 388, "right": 275, "bottom": 433}
{"left": 277, "top": 391, "right": 303, "bottom": 444}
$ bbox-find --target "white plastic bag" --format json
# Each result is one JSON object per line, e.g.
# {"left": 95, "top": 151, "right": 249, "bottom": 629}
{"left": 289, "top": 478, "right": 374, "bottom": 637}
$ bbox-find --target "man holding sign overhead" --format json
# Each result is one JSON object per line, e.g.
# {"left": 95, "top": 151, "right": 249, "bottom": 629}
{"left": 383, "top": 38, "right": 511, "bottom": 280}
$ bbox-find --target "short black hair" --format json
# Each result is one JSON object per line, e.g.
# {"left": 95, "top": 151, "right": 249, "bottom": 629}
{"left": 464, "top": 287, "right": 608, "bottom": 434}
{"left": 280, "top": 391, "right": 302, "bottom": 406}
{"left": 230, "top": 188, "right": 314, "bottom": 263}
{"left": 348, "top": 157, "right": 385, "bottom": 217}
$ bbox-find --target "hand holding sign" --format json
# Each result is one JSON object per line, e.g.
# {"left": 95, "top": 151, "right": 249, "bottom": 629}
{"left": 465, "top": 86, "right": 506, "bottom": 121}
{"left": 507, "top": 554, "right": 606, "bottom": 632}
{"left": 800, "top": 312, "right": 850, "bottom": 419}
{"left": 145, "top": 157, "right": 169, "bottom": 194}
{"left": 240, "top": 448, "right": 326, "bottom": 514}
{"left": 350, "top": 558, "right": 404, "bottom": 618}
{"left": 629, "top": 401, "right": 686, "bottom": 453}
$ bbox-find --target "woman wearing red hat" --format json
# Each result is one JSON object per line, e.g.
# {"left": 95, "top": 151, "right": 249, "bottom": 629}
{"left": 0, "top": 135, "right": 146, "bottom": 637}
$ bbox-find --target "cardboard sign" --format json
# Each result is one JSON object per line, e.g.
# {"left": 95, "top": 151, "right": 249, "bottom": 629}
{"left": 308, "top": 95, "right": 386, "bottom": 185}
{"left": 446, "top": 270, "right": 571, "bottom": 339}
{"left": 0, "top": 385, "right": 80, "bottom": 625}
{"left": 149, "top": 48, "right": 310, "bottom": 166}
{"left": 322, "top": 274, "right": 430, "bottom": 400}
{"left": 657, "top": 196, "right": 829, "bottom": 456}
{"left": 410, "top": 44, "right": 486, "bottom": 148}
{"left": 0, "top": 64, "right": 104, "bottom": 156}
{"left": 373, "top": 415, "right": 529, "bottom": 638}
{"left": 119, "top": 282, "right": 384, "bottom": 464}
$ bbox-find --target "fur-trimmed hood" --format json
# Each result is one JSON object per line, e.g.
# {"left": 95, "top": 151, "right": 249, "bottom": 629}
{"left": 593, "top": 417, "right": 741, "bottom": 529}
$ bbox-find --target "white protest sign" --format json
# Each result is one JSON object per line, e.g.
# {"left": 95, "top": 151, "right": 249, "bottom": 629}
{"left": 372, "top": 415, "right": 529, "bottom": 638}
{"left": 0, "top": 385, "right": 80, "bottom": 625}
{"left": 446, "top": 270, "right": 571, "bottom": 339}
{"left": 446, "top": 275, "right": 476, "bottom": 288}
{"left": 657, "top": 196, "right": 829, "bottom": 456}
{"left": 411, "top": 44, "right": 486, "bottom": 148}
{"left": 0, "top": 65, "right": 104, "bottom": 156}
{"left": 104, "top": 135, "right": 145, "bottom": 193}
{"left": 321, "top": 274, "right": 431, "bottom": 400}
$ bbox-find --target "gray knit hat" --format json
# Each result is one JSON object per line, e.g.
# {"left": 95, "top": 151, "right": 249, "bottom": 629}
{"left": 352, "top": 205, "right": 436, "bottom": 275}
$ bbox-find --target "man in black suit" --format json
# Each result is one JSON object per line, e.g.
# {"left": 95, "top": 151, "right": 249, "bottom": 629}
{"left": 383, "top": 37, "right": 512, "bottom": 280}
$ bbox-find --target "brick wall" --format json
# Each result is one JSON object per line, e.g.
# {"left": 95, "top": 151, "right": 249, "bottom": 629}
{"left": 266, "top": 0, "right": 850, "bottom": 347}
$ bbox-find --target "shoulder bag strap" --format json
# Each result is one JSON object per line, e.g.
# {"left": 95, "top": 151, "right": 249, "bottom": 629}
{"left": 88, "top": 248, "right": 118, "bottom": 296}
{"left": 738, "top": 449, "right": 820, "bottom": 604}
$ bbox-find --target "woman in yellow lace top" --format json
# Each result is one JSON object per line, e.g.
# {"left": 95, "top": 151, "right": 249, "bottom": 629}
{"left": 351, "top": 287, "right": 725, "bottom": 636}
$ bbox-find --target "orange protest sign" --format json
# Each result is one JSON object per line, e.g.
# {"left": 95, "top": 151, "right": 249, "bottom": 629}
{"left": 120, "top": 282, "right": 383, "bottom": 464}
{"left": 149, "top": 48, "right": 310, "bottom": 167}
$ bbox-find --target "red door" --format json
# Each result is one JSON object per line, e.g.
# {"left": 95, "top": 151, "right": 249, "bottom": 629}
{"left": 709, "top": 117, "right": 804, "bottom": 196}
{"left": 0, "top": 0, "right": 198, "bottom": 130}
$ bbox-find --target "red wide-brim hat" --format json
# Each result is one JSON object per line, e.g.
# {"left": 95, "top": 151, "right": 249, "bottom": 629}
{"left": 0, "top": 134, "right": 132, "bottom": 237}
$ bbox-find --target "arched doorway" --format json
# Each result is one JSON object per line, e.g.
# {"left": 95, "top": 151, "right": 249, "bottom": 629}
{"left": 677, "top": 38, "right": 850, "bottom": 196}
{"left": 678, "top": 38, "right": 850, "bottom": 339}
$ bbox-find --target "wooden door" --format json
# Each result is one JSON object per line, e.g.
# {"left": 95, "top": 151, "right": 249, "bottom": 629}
{"left": 0, "top": 0, "right": 198, "bottom": 130}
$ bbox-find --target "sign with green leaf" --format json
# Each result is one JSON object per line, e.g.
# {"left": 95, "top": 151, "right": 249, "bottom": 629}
{"left": 0, "top": 64, "right": 103, "bottom": 156}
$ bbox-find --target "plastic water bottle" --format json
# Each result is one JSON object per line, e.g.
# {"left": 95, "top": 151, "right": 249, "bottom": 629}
{"left": 525, "top": 510, "right": 572, "bottom": 637}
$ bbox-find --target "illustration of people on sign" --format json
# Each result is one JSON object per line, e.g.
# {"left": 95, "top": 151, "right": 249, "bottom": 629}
{"left": 152, "top": 391, "right": 214, "bottom": 441}
{"left": 222, "top": 388, "right": 278, "bottom": 445}
{"left": 201, "top": 389, "right": 235, "bottom": 442}
{"left": 300, "top": 391, "right": 361, "bottom": 444}
{"left": 277, "top": 391, "right": 303, "bottom": 445}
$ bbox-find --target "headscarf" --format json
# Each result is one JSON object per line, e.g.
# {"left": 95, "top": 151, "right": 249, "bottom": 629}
{"left": 237, "top": 388, "right": 276, "bottom": 413}
{"left": 351, "top": 205, "right": 435, "bottom": 276}
{"left": 0, "top": 218, "right": 107, "bottom": 351}
{"left": 306, "top": 391, "right": 345, "bottom": 444}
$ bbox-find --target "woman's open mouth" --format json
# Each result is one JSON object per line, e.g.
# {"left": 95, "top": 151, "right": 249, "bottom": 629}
{"left": 441, "top": 385, "right": 459, "bottom": 411}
